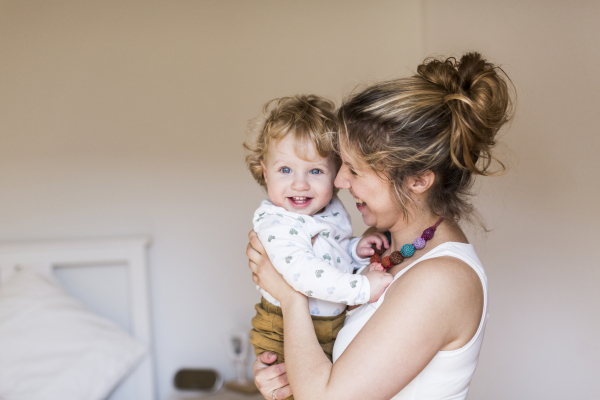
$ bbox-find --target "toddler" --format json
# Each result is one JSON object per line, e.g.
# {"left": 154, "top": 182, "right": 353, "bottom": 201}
{"left": 244, "top": 95, "right": 392, "bottom": 370}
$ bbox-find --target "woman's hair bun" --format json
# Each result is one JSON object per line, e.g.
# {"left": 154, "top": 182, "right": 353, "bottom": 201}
{"left": 417, "top": 52, "right": 513, "bottom": 175}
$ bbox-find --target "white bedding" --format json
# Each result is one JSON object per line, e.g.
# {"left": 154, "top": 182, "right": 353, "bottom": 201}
{"left": 0, "top": 268, "right": 146, "bottom": 400}
{"left": 0, "top": 237, "right": 156, "bottom": 400}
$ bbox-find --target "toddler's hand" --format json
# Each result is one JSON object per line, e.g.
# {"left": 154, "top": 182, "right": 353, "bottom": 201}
{"left": 356, "top": 232, "right": 389, "bottom": 259}
{"left": 365, "top": 270, "right": 393, "bottom": 303}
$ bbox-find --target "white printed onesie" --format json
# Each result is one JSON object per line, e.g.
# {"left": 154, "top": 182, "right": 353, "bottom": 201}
{"left": 253, "top": 196, "right": 371, "bottom": 317}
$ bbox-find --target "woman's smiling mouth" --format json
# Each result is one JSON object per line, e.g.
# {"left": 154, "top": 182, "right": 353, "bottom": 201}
{"left": 353, "top": 196, "right": 366, "bottom": 210}
{"left": 353, "top": 195, "right": 365, "bottom": 205}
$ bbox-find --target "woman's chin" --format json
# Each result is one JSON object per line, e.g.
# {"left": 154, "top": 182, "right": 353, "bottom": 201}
{"left": 359, "top": 210, "right": 375, "bottom": 226}
{"left": 360, "top": 210, "right": 387, "bottom": 229}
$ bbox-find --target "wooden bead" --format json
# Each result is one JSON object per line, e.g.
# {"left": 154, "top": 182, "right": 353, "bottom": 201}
{"left": 390, "top": 251, "right": 404, "bottom": 265}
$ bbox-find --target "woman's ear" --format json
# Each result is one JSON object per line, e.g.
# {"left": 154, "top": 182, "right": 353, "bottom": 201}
{"left": 408, "top": 171, "right": 435, "bottom": 194}
{"left": 260, "top": 160, "right": 268, "bottom": 185}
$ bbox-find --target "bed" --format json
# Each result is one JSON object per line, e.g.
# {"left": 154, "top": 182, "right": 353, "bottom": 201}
{"left": 0, "top": 236, "right": 156, "bottom": 400}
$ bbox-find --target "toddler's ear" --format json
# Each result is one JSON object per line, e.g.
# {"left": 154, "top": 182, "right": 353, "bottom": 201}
{"left": 260, "top": 160, "right": 268, "bottom": 184}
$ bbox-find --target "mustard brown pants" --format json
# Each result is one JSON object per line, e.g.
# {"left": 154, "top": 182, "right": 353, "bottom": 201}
{"left": 250, "top": 297, "right": 346, "bottom": 399}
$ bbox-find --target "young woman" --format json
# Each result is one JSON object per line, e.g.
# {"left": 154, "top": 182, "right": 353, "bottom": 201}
{"left": 247, "top": 52, "right": 513, "bottom": 400}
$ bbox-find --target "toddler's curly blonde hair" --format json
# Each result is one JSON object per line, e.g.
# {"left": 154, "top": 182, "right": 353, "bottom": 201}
{"left": 244, "top": 94, "right": 341, "bottom": 188}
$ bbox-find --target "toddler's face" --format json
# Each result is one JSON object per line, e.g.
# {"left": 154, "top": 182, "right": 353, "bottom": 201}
{"left": 262, "top": 134, "right": 337, "bottom": 216}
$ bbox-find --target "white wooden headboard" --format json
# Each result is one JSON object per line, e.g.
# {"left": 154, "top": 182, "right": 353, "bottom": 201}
{"left": 0, "top": 236, "right": 156, "bottom": 400}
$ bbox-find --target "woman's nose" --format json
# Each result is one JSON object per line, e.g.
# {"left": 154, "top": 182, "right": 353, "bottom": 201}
{"left": 334, "top": 167, "right": 350, "bottom": 189}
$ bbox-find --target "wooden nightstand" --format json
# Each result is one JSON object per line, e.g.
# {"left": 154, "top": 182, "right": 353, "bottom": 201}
{"left": 169, "top": 388, "right": 265, "bottom": 400}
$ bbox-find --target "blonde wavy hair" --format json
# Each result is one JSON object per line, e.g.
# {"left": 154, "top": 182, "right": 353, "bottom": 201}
{"left": 338, "top": 52, "right": 514, "bottom": 221}
{"left": 244, "top": 94, "right": 341, "bottom": 188}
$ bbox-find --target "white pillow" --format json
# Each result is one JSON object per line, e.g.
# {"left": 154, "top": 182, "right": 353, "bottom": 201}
{"left": 0, "top": 268, "right": 147, "bottom": 400}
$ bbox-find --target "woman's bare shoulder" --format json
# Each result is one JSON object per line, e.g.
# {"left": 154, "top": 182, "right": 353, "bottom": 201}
{"left": 382, "top": 255, "right": 484, "bottom": 349}
{"left": 389, "top": 255, "right": 481, "bottom": 296}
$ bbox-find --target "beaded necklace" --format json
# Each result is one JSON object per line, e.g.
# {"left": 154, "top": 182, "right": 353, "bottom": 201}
{"left": 369, "top": 218, "right": 444, "bottom": 271}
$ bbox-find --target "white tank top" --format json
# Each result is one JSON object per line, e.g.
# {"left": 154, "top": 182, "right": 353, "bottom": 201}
{"left": 332, "top": 242, "right": 488, "bottom": 400}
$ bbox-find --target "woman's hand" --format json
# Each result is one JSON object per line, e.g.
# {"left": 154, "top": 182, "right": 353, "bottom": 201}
{"left": 247, "top": 230, "right": 302, "bottom": 305}
{"left": 253, "top": 352, "right": 292, "bottom": 400}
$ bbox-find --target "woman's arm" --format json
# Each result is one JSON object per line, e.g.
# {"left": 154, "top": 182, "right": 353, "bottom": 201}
{"left": 249, "top": 232, "right": 483, "bottom": 400}
{"left": 285, "top": 257, "right": 481, "bottom": 400}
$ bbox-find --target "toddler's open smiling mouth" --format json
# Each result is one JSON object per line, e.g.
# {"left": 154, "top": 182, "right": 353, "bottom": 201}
{"left": 288, "top": 196, "right": 312, "bottom": 208}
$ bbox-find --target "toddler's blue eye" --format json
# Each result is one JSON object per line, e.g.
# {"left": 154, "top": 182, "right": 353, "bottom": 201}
{"left": 309, "top": 169, "right": 322, "bottom": 174}
{"left": 281, "top": 167, "right": 291, "bottom": 174}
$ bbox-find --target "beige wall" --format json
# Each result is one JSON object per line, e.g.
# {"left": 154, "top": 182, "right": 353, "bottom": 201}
{"left": 0, "top": 1, "right": 422, "bottom": 399}
{"left": 3, "top": 1, "right": 598, "bottom": 399}
{"left": 422, "top": 1, "right": 600, "bottom": 399}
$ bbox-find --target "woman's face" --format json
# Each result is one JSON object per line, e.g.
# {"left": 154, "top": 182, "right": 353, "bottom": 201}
{"left": 334, "top": 146, "right": 401, "bottom": 230}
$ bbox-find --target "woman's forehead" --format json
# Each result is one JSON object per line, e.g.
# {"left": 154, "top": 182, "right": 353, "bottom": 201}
{"left": 338, "top": 135, "right": 366, "bottom": 169}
